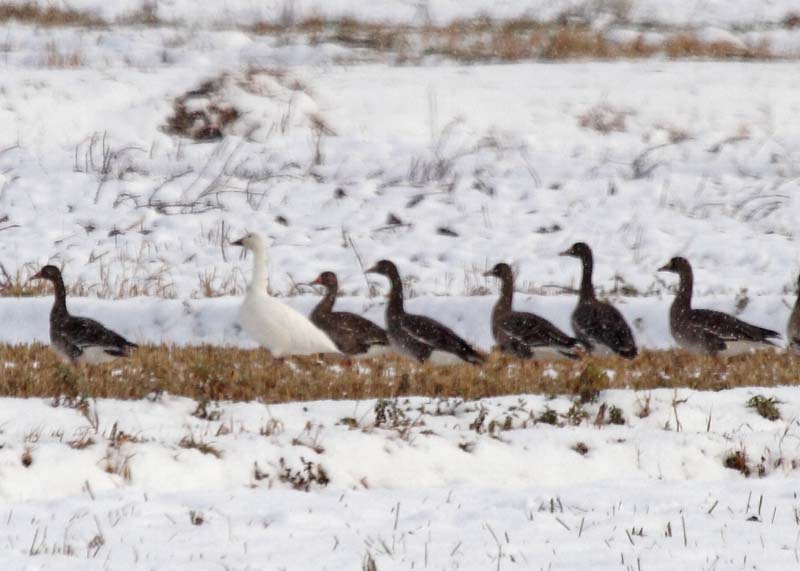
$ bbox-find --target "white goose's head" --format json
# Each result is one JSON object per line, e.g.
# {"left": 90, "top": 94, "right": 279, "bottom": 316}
{"left": 231, "top": 232, "right": 265, "bottom": 253}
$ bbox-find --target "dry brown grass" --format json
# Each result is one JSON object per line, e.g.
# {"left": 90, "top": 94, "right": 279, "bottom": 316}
{"left": 43, "top": 40, "right": 83, "bottom": 68}
{"left": 1, "top": 344, "right": 799, "bottom": 403}
{"left": 250, "top": 18, "right": 774, "bottom": 61}
{"left": 0, "top": 263, "right": 179, "bottom": 299}
{"left": 663, "top": 34, "right": 770, "bottom": 60}
{"left": 0, "top": 3, "right": 102, "bottom": 27}
{"left": 578, "top": 103, "right": 633, "bottom": 134}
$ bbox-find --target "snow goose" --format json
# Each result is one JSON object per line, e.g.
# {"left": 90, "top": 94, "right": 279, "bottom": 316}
{"left": 560, "top": 242, "right": 638, "bottom": 359}
{"left": 484, "top": 263, "right": 581, "bottom": 359}
{"left": 308, "top": 271, "right": 391, "bottom": 357}
{"left": 659, "top": 257, "right": 779, "bottom": 355}
{"left": 30, "top": 265, "right": 136, "bottom": 365}
{"left": 232, "top": 233, "right": 339, "bottom": 357}
{"left": 789, "top": 272, "right": 800, "bottom": 355}
{"left": 367, "top": 260, "right": 484, "bottom": 365}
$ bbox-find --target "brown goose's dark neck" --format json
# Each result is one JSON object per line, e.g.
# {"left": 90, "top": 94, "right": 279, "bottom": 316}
{"left": 578, "top": 253, "right": 595, "bottom": 301}
{"left": 312, "top": 284, "right": 337, "bottom": 319}
{"left": 674, "top": 268, "right": 693, "bottom": 309}
{"left": 50, "top": 275, "right": 69, "bottom": 318}
{"left": 386, "top": 271, "right": 404, "bottom": 315}
{"left": 496, "top": 273, "right": 514, "bottom": 313}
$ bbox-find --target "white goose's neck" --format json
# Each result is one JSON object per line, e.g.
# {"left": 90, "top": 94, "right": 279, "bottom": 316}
{"left": 248, "top": 245, "right": 269, "bottom": 295}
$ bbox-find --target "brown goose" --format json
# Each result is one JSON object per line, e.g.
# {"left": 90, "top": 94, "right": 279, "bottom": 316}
{"left": 309, "top": 271, "right": 391, "bottom": 357}
{"left": 790, "top": 272, "right": 800, "bottom": 355}
{"left": 560, "top": 242, "right": 638, "bottom": 359}
{"left": 366, "top": 260, "right": 484, "bottom": 365}
{"left": 30, "top": 265, "right": 137, "bottom": 365}
{"left": 658, "top": 257, "right": 780, "bottom": 355}
{"left": 483, "top": 263, "right": 581, "bottom": 359}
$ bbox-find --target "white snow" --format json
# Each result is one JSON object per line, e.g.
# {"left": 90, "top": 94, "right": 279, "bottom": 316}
{"left": 2, "top": 389, "right": 800, "bottom": 568}
{"left": 2, "top": 31, "right": 800, "bottom": 303}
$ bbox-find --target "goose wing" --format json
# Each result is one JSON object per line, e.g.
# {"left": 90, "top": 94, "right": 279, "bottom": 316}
{"left": 690, "top": 309, "right": 780, "bottom": 344}
{"left": 573, "top": 301, "right": 637, "bottom": 357}
{"left": 400, "top": 313, "right": 484, "bottom": 364}
{"left": 324, "top": 312, "right": 389, "bottom": 354}
{"left": 499, "top": 311, "right": 578, "bottom": 349}
{"left": 673, "top": 315, "right": 727, "bottom": 353}
{"left": 62, "top": 315, "right": 136, "bottom": 353}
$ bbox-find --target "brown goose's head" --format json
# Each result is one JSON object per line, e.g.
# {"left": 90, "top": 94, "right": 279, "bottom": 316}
{"left": 30, "top": 265, "right": 61, "bottom": 282}
{"left": 366, "top": 259, "right": 399, "bottom": 279}
{"left": 311, "top": 271, "right": 338, "bottom": 289}
{"left": 658, "top": 256, "right": 692, "bottom": 275}
{"left": 483, "top": 263, "right": 513, "bottom": 281}
{"left": 559, "top": 242, "right": 592, "bottom": 261}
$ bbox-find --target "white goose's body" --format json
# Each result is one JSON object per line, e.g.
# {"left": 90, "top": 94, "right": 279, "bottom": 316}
{"left": 235, "top": 234, "right": 339, "bottom": 357}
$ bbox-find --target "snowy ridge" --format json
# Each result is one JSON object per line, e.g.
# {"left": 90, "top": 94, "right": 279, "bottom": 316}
{"left": 2, "top": 389, "right": 797, "bottom": 500}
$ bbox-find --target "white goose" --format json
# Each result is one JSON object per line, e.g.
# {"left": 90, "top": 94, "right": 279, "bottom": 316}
{"left": 232, "top": 232, "right": 339, "bottom": 357}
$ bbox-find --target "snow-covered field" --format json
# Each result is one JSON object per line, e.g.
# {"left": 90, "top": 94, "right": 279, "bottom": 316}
{"left": 2, "top": 389, "right": 800, "bottom": 569}
{"left": 2, "top": 30, "right": 800, "bottom": 302}
{"left": 2, "top": 1, "right": 800, "bottom": 568}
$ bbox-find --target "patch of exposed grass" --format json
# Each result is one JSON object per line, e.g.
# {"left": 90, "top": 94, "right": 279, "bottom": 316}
{"left": 0, "top": 3, "right": 103, "bottom": 27}
{"left": 724, "top": 448, "right": 751, "bottom": 477}
{"left": 746, "top": 395, "right": 781, "bottom": 421}
{"left": 179, "top": 432, "right": 222, "bottom": 458}
{"left": 572, "top": 442, "right": 589, "bottom": 456}
{"left": 0, "top": 260, "right": 178, "bottom": 299}
{"left": 578, "top": 103, "right": 633, "bottom": 134}
{"left": 20, "top": 447, "right": 33, "bottom": 467}
{"left": 43, "top": 40, "right": 83, "bottom": 67}
{"left": 276, "top": 457, "right": 330, "bottom": 491}
{"left": 572, "top": 363, "right": 607, "bottom": 403}
{"left": 563, "top": 401, "right": 589, "bottom": 426}
{"left": 0, "top": 345, "right": 798, "bottom": 403}
{"left": 250, "top": 18, "right": 774, "bottom": 62}
{"left": 608, "top": 405, "right": 626, "bottom": 425}
{"left": 537, "top": 406, "right": 560, "bottom": 425}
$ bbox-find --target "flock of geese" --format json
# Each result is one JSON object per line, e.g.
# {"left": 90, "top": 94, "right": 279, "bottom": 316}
{"left": 26, "top": 232, "right": 800, "bottom": 367}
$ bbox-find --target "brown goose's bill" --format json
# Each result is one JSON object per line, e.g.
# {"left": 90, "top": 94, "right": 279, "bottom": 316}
{"left": 365, "top": 265, "right": 379, "bottom": 274}
{"left": 310, "top": 276, "right": 323, "bottom": 285}
{"left": 481, "top": 270, "right": 493, "bottom": 277}
{"left": 558, "top": 250, "right": 570, "bottom": 257}
{"left": 29, "top": 271, "right": 43, "bottom": 281}
{"left": 657, "top": 263, "right": 671, "bottom": 272}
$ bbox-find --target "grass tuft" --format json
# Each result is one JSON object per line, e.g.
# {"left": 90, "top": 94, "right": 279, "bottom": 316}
{"left": 537, "top": 406, "right": 559, "bottom": 425}
{"left": 21, "top": 447, "right": 33, "bottom": 467}
{"left": 572, "top": 442, "right": 589, "bottom": 455}
{"left": 608, "top": 405, "right": 626, "bottom": 425}
{"left": 179, "top": 433, "right": 222, "bottom": 458}
{"left": 724, "top": 448, "right": 750, "bottom": 477}
{"left": 746, "top": 395, "right": 781, "bottom": 421}
{"left": 277, "top": 457, "right": 330, "bottom": 491}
